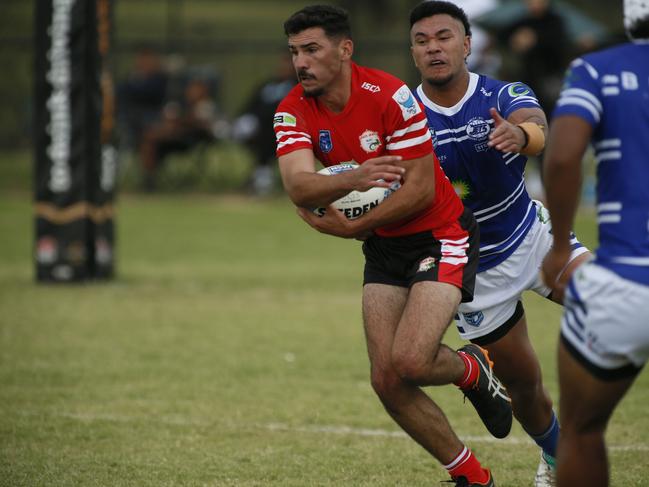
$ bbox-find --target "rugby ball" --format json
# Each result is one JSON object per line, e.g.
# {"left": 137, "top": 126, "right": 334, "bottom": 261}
{"left": 314, "top": 163, "right": 400, "bottom": 220}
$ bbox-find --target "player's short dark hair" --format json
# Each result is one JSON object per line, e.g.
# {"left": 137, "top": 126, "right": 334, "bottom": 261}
{"left": 284, "top": 5, "right": 352, "bottom": 40}
{"left": 628, "top": 16, "right": 649, "bottom": 39}
{"left": 409, "top": 1, "right": 472, "bottom": 37}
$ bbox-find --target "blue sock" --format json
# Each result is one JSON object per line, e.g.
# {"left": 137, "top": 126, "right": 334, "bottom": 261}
{"left": 528, "top": 411, "right": 559, "bottom": 459}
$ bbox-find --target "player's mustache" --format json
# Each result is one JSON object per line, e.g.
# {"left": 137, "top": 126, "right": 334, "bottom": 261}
{"left": 298, "top": 70, "right": 316, "bottom": 80}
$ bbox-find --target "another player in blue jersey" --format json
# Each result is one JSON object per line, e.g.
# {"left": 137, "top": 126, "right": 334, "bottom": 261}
{"left": 408, "top": 2, "right": 591, "bottom": 486}
{"left": 541, "top": 1, "right": 649, "bottom": 485}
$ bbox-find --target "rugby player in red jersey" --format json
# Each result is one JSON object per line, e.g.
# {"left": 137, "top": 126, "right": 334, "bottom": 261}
{"left": 274, "top": 5, "right": 511, "bottom": 486}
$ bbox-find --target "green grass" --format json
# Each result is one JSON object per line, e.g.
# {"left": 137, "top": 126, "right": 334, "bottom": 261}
{"left": 1, "top": 180, "right": 648, "bottom": 485}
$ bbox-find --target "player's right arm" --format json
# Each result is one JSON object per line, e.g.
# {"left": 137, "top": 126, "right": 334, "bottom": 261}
{"left": 541, "top": 57, "right": 600, "bottom": 294}
{"left": 541, "top": 114, "right": 592, "bottom": 296}
{"left": 278, "top": 149, "right": 404, "bottom": 209}
{"left": 274, "top": 96, "right": 403, "bottom": 209}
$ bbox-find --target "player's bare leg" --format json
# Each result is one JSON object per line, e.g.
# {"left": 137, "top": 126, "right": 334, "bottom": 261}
{"left": 556, "top": 341, "right": 635, "bottom": 487}
{"left": 392, "top": 281, "right": 467, "bottom": 385}
{"left": 481, "top": 315, "right": 552, "bottom": 434}
{"left": 363, "top": 281, "right": 465, "bottom": 463}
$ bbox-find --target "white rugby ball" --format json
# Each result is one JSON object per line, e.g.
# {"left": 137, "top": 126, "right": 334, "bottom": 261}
{"left": 314, "top": 163, "right": 400, "bottom": 220}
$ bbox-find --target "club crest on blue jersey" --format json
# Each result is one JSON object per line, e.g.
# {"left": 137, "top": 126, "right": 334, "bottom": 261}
{"left": 463, "top": 311, "right": 485, "bottom": 327}
{"left": 508, "top": 83, "right": 531, "bottom": 97}
{"left": 319, "top": 130, "right": 333, "bottom": 153}
{"left": 466, "top": 117, "right": 491, "bottom": 141}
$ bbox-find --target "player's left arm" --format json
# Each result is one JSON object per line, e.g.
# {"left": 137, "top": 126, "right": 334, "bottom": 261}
{"left": 540, "top": 114, "right": 593, "bottom": 293}
{"left": 298, "top": 153, "right": 436, "bottom": 239}
{"left": 488, "top": 106, "right": 547, "bottom": 155}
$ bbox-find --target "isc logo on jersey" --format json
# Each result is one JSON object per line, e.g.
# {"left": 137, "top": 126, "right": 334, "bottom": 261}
{"left": 361, "top": 82, "right": 380, "bottom": 93}
{"left": 392, "top": 85, "right": 421, "bottom": 121}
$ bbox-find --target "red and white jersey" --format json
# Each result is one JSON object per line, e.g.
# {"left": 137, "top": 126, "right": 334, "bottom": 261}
{"left": 274, "top": 62, "right": 463, "bottom": 237}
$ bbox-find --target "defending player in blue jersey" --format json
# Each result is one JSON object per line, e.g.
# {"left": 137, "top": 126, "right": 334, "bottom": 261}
{"left": 408, "top": 2, "right": 591, "bottom": 486}
{"left": 542, "top": 1, "right": 649, "bottom": 485}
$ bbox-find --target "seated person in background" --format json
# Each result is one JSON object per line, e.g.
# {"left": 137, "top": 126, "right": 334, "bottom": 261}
{"left": 117, "top": 45, "right": 169, "bottom": 150}
{"left": 138, "top": 77, "right": 218, "bottom": 190}
{"left": 231, "top": 53, "right": 296, "bottom": 196}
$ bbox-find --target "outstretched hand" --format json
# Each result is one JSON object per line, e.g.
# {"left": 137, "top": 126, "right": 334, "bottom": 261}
{"left": 488, "top": 108, "right": 526, "bottom": 153}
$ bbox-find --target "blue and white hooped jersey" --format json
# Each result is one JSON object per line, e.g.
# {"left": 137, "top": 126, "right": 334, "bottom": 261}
{"left": 414, "top": 73, "right": 541, "bottom": 272}
{"left": 553, "top": 42, "right": 649, "bottom": 286}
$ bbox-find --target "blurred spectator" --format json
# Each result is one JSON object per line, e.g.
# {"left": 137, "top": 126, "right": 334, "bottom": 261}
{"left": 138, "top": 77, "right": 220, "bottom": 190}
{"left": 231, "top": 53, "right": 296, "bottom": 196}
{"left": 340, "top": 0, "right": 393, "bottom": 27}
{"left": 117, "top": 45, "right": 169, "bottom": 151}
{"left": 457, "top": 0, "right": 502, "bottom": 77}
{"left": 501, "top": 0, "right": 571, "bottom": 115}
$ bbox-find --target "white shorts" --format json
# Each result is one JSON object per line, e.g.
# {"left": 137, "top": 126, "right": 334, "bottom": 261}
{"left": 456, "top": 202, "right": 588, "bottom": 342}
{"left": 561, "top": 261, "right": 649, "bottom": 379}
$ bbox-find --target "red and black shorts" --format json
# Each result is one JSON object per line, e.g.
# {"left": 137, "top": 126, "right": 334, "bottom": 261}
{"left": 362, "top": 208, "right": 479, "bottom": 303}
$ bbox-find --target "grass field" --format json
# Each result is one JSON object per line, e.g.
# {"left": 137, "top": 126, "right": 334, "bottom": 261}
{"left": 1, "top": 159, "right": 648, "bottom": 485}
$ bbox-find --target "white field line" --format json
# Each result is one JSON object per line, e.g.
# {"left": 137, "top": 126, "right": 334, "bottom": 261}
{"left": 22, "top": 410, "right": 210, "bottom": 427}
{"left": 18, "top": 411, "right": 649, "bottom": 453}
{"left": 263, "top": 422, "right": 649, "bottom": 453}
